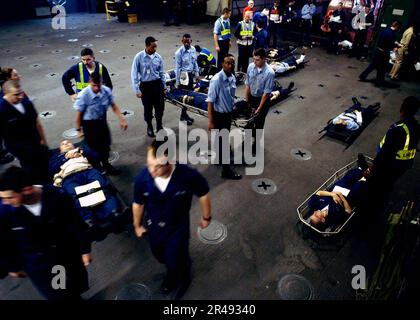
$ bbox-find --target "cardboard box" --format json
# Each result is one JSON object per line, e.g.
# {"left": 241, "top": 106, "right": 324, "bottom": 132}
{"left": 128, "top": 13, "right": 137, "bottom": 24}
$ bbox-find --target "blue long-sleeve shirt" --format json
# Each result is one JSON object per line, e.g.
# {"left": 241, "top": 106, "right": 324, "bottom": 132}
{"left": 301, "top": 4, "right": 316, "bottom": 20}
{"left": 175, "top": 45, "right": 199, "bottom": 86}
{"left": 131, "top": 50, "right": 166, "bottom": 95}
{"left": 253, "top": 12, "right": 268, "bottom": 30}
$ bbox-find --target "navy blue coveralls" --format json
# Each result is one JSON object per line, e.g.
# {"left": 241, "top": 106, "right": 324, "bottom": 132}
{"left": 62, "top": 61, "right": 113, "bottom": 96}
{"left": 0, "top": 97, "right": 49, "bottom": 183}
{"left": 133, "top": 164, "right": 209, "bottom": 285}
{"left": 0, "top": 186, "right": 91, "bottom": 300}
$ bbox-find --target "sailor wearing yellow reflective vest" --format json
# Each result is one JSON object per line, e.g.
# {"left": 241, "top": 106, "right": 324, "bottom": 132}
{"left": 213, "top": 7, "right": 232, "bottom": 69}
{"left": 194, "top": 45, "right": 216, "bottom": 75}
{"left": 368, "top": 96, "right": 419, "bottom": 190}
{"left": 62, "top": 48, "right": 113, "bottom": 102}
{"left": 235, "top": 10, "right": 255, "bottom": 72}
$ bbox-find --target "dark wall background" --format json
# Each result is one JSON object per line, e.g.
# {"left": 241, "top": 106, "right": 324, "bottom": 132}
{"left": 0, "top": 0, "right": 180, "bottom": 21}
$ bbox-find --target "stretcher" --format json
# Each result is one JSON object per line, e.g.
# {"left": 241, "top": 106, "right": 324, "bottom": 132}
{"left": 297, "top": 156, "right": 374, "bottom": 237}
{"left": 167, "top": 68, "right": 247, "bottom": 94}
{"left": 266, "top": 46, "right": 298, "bottom": 63}
{"left": 165, "top": 76, "right": 295, "bottom": 128}
{"left": 165, "top": 87, "right": 255, "bottom": 128}
{"left": 49, "top": 142, "right": 131, "bottom": 242}
{"left": 318, "top": 98, "right": 381, "bottom": 149}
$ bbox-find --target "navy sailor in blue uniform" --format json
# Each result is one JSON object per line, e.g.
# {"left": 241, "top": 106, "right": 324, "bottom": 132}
{"left": 132, "top": 139, "right": 212, "bottom": 297}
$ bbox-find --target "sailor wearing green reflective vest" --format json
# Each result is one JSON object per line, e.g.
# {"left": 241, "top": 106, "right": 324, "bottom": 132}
{"left": 369, "top": 96, "right": 419, "bottom": 190}
{"left": 194, "top": 46, "right": 216, "bottom": 72}
{"left": 234, "top": 11, "right": 255, "bottom": 72}
{"left": 213, "top": 7, "right": 232, "bottom": 69}
{"left": 62, "top": 48, "right": 113, "bottom": 102}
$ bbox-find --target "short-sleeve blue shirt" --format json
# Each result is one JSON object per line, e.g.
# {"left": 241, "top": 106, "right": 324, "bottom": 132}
{"left": 73, "top": 85, "right": 114, "bottom": 120}
{"left": 133, "top": 164, "right": 210, "bottom": 237}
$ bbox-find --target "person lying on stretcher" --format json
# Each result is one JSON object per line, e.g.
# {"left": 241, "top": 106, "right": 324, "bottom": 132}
{"left": 49, "top": 140, "right": 119, "bottom": 229}
{"left": 166, "top": 79, "right": 293, "bottom": 114}
{"left": 308, "top": 154, "right": 369, "bottom": 231}
{"left": 331, "top": 99, "right": 380, "bottom": 131}
{"left": 268, "top": 54, "right": 306, "bottom": 74}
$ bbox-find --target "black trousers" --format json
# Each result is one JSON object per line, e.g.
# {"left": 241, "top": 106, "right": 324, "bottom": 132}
{"left": 213, "top": 111, "right": 232, "bottom": 170}
{"left": 82, "top": 118, "right": 111, "bottom": 168}
{"left": 217, "top": 39, "right": 230, "bottom": 69}
{"left": 359, "top": 49, "right": 388, "bottom": 82}
{"left": 248, "top": 95, "right": 270, "bottom": 144}
{"left": 28, "top": 255, "right": 89, "bottom": 300}
{"left": 268, "top": 22, "right": 281, "bottom": 47}
{"left": 328, "top": 23, "right": 343, "bottom": 53}
{"left": 300, "top": 19, "right": 312, "bottom": 46}
{"left": 149, "top": 227, "right": 191, "bottom": 286}
{"left": 140, "top": 79, "right": 165, "bottom": 124}
{"left": 351, "top": 29, "right": 368, "bottom": 59}
{"left": 237, "top": 44, "right": 253, "bottom": 73}
{"left": 163, "top": 0, "right": 180, "bottom": 25}
{"left": 7, "top": 143, "right": 50, "bottom": 183}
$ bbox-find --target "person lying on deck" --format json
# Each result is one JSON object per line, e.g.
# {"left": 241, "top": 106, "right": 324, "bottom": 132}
{"left": 166, "top": 80, "right": 294, "bottom": 113}
{"left": 268, "top": 54, "right": 306, "bottom": 74}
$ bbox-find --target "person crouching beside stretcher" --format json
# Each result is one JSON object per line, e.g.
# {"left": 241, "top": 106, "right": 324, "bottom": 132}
{"left": 50, "top": 140, "right": 119, "bottom": 230}
{"left": 308, "top": 154, "right": 370, "bottom": 231}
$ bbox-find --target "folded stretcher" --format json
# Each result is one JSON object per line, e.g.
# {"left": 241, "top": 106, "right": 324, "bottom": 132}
{"left": 297, "top": 156, "right": 373, "bottom": 237}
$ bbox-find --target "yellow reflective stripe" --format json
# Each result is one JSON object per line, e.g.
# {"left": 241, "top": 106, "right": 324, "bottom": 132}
{"left": 399, "top": 123, "right": 410, "bottom": 151}
{"left": 201, "top": 52, "right": 214, "bottom": 62}
{"left": 239, "top": 21, "right": 254, "bottom": 36}
{"left": 77, "top": 63, "right": 102, "bottom": 91}
{"left": 381, "top": 123, "right": 416, "bottom": 160}
{"left": 396, "top": 149, "right": 416, "bottom": 160}
{"left": 76, "top": 62, "right": 88, "bottom": 91}
{"left": 76, "top": 82, "right": 89, "bottom": 90}
{"left": 379, "top": 135, "right": 386, "bottom": 148}
{"left": 395, "top": 123, "right": 415, "bottom": 160}
{"left": 219, "top": 18, "right": 231, "bottom": 36}
{"left": 79, "top": 62, "right": 84, "bottom": 84}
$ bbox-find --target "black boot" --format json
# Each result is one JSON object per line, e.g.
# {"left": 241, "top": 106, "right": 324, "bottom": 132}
{"left": 156, "top": 119, "right": 163, "bottom": 132}
{"left": 221, "top": 165, "right": 242, "bottom": 180}
{"left": 180, "top": 109, "right": 194, "bottom": 125}
{"left": 102, "top": 162, "right": 122, "bottom": 175}
{"left": 357, "top": 153, "right": 369, "bottom": 172}
{"left": 146, "top": 122, "right": 155, "bottom": 137}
